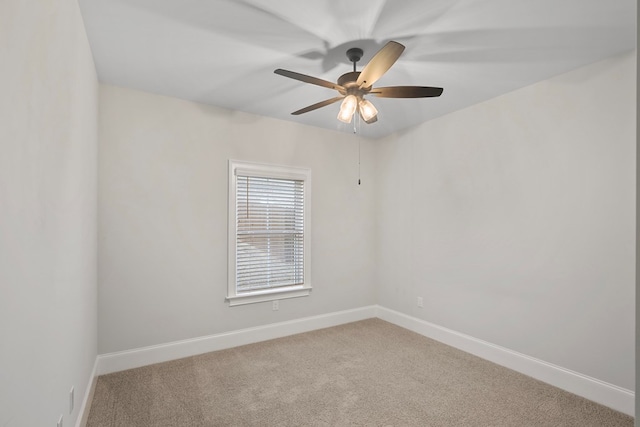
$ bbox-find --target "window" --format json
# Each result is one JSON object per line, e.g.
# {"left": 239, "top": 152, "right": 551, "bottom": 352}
{"left": 227, "top": 160, "right": 311, "bottom": 306}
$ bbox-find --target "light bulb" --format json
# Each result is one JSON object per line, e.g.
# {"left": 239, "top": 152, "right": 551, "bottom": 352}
{"left": 358, "top": 98, "right": 378, "bottom": 123}
{"left": 337, "top": 95, "right": 358, "bottom": 123}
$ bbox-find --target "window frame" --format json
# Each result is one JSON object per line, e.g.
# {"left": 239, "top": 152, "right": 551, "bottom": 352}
{"left": 227, "top": 160, "right": 311, "bottom": 306}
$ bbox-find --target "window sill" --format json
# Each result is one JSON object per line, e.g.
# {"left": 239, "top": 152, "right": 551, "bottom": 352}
{"left": 226, "top": 285, "right": 312, "bottom": 307}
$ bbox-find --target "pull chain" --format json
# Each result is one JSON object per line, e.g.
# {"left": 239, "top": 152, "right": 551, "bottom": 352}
{"left": 353, "top": 111, "right": 357, "bottom": 134}
{"left": 354, "top": 113, "right": 361, "bottom": 185}
{"left": 358, "top": 137, "right": 361, "bottom": 185}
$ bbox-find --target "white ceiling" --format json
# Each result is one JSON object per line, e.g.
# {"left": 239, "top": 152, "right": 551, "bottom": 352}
{"left": 79, "top": 0, "right": 636, "bottom": 139}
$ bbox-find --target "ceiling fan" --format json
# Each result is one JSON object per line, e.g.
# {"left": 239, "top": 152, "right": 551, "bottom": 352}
{"left": 274, "top": 41, "right": 443, "bottom": 125}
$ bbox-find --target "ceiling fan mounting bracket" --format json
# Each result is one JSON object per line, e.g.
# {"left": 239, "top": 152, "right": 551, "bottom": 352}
{"left": 346, "top": 47, "right": 364, "bottom": 64}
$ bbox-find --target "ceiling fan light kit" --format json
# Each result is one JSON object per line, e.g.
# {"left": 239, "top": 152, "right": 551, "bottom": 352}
{"left": 274, "top": 41, "right": 444, "bottom": 127}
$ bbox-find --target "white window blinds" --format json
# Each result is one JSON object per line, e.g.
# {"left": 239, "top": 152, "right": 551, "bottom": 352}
{"left": 235, "top": 175, "right": 305, "bottom": 293}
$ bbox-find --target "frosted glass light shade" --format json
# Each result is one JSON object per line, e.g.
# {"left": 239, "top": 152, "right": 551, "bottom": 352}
{"left": 337, "top": 95, "right": 358, "bottom": 123}
{"left": 358, "top": 98, "right": 378, "bottom": 122}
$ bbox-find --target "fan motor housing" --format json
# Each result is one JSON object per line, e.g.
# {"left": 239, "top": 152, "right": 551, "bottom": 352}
{"left": 337, "top": 71, "right": 360, "bottom": 88}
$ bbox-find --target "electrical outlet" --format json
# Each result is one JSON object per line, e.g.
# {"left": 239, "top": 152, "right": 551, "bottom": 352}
{"left": 69, "top": 386, "right": 74, "bottom": 413}
{"left": 272, "top": 300, "right": 279, "bottom": 311}
{"left": 417, "top": 297, "right": 423, "bottom": 308}
{"left": 57, "top": 414, "right": 63, "bottom": 427}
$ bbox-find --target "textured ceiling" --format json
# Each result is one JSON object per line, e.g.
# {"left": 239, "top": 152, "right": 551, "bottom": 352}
{"left": 79, "top": 0, "right": 636, "bottom": 139}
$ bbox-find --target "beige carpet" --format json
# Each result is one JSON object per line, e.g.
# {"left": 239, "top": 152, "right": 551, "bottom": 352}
{"left": 86, "top": 319, "right": 633, "bottom": 426}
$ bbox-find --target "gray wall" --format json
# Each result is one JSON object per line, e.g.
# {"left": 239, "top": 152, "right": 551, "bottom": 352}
{"left": 98, "top": 85, "right": 376, "bottom": 353}
{"left": 636, "top": 4, "right": 639, "bottom": 424}
{"left": 0, "top": 1, "right": 99, "bottom": 426}
{"left": 374, "top": 51, "right": 636, "bottom": 391}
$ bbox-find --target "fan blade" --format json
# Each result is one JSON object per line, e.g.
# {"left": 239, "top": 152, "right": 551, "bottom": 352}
{"left": 275, "top": 69, "right": 344, "bottom": 92}
{"left": 371, "top": 86, "right": 443, "bottom": 98}
{"left": 356, "top": 41, "right": 405, "bottom": 88}
{"left": 291, "top": 96, "right": 344, "bottom": 115}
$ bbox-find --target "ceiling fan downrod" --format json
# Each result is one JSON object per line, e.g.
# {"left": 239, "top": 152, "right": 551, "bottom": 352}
{"left": 346, "top": 47, "right": 363, "bottom": 72}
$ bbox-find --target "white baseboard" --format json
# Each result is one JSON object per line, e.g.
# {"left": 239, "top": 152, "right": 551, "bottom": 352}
{"left": 375, "top": 306, "right": 635, "bottom": 417}
{"left": 90, "top": 304, "right": 633, "bottom": 417}
{"left": 76, "top": 357, "right": 98, "bottom": 427}
{"left": 96, "top": 305, "right": 377, "bottom": 376}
